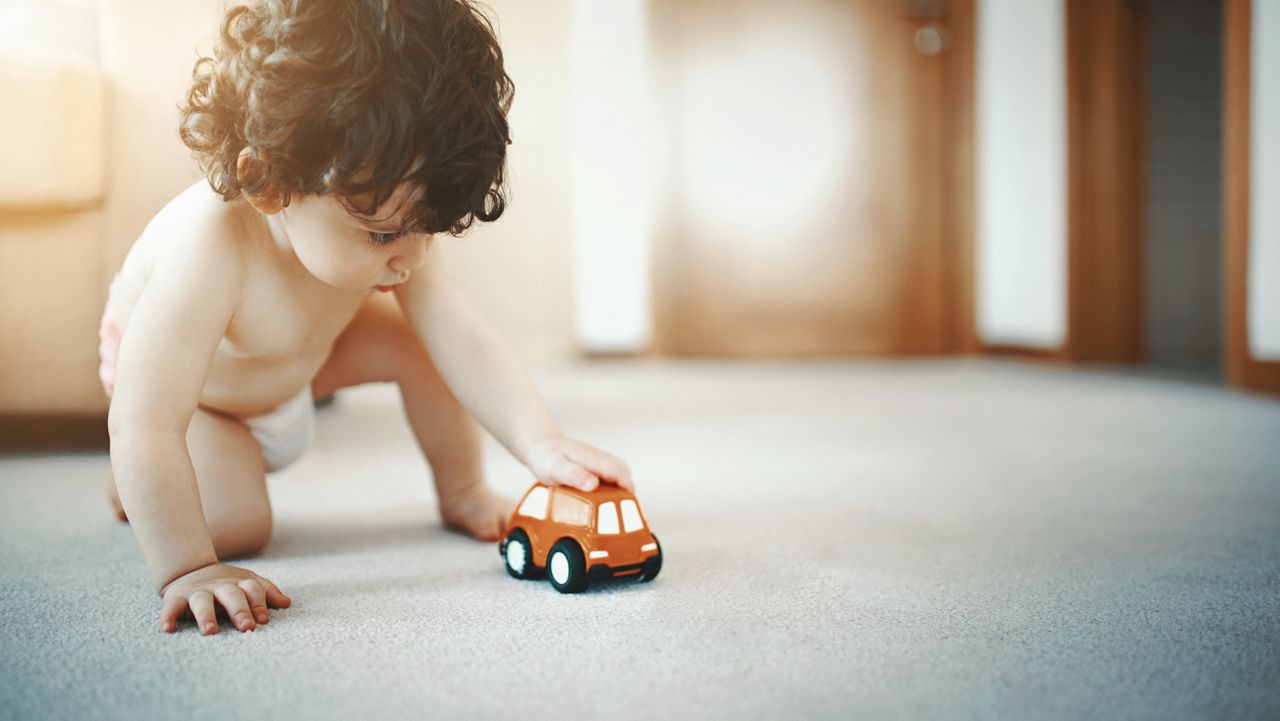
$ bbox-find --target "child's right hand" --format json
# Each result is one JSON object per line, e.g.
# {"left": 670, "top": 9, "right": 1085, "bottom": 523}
{"left": 159, "top": 562, "right": 291, "bottom": 635}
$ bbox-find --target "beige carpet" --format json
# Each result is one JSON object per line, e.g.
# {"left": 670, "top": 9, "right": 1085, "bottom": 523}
{"left": 2, "top": 360, "right": 1279, "bottom": 720}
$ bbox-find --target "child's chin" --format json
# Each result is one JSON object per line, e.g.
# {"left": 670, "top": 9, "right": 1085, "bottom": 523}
{"left": 307, "top": 270, "right": 372, "bottom": 292}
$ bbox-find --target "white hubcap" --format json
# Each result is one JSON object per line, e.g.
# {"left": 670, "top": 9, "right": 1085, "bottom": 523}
{"left": 506, "top": 540, "right": 526, "bottom": 573}
{"left": 550, "top": 551, "right": 570, "bottom": 585}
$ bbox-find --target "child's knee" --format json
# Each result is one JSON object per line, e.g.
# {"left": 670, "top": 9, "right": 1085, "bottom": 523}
{"left": 209, "top": 505, "right": 273, "bottom": 559}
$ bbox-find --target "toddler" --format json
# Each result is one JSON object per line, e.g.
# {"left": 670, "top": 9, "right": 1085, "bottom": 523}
{"left": 102, "top": 0, "right": 632, "bottom": 636}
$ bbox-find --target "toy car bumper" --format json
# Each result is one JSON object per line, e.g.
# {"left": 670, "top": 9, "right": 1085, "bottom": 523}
{"left": 588, "top": 554, "right": 660, "bottom": 582}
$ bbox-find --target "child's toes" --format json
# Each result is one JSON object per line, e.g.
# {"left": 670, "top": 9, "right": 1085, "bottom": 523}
{"left": 439, "top": 486, "right": 513, "bottom": 542}
{"left": 468, "top": 517, "right": 501, "bottom": 542}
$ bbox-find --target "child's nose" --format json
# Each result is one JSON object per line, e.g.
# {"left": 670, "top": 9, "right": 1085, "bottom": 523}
{"left": 388, "top": 236, "right": 428, "bottom": 275}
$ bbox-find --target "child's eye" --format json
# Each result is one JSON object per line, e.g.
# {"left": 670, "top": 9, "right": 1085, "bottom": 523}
{"left": 368, "top": 230, "right": 408, "bottom": 246}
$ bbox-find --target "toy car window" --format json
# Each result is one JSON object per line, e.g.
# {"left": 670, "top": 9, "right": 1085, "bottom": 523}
{"left": 597, "top": 502, "right": 620, "bottom": 535}
{"left": 620, "top": 500, "right": 644, "bottom": 533}
{"left": 551, "top": 492, "right": 590, "bottom": 527}
{"left": 517, "top": 486, "right": 549, "bottom": 520}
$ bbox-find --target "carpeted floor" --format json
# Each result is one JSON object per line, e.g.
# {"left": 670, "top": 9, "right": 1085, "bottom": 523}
{"left": 1, "top": 360, "right": 1278, "bottom": 721}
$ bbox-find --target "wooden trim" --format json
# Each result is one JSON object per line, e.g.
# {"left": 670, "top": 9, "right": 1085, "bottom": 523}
{"left": 0, "top": 414, "right": 108, "bottom": 453}
{"left": 1225, "top": 0, "right": 1249, "bottom": 385}
{"left": 576, "top": 349, "right": 651, "bottom": 360}
{"left": 1224, "top": 0, "right": 1280, "bottom": 395}
{"left": 1064, "top": 0, "right": 1148, "bottom": 362}
{"left": 947, "top": 0, "right": 980, "bottom": 354}
{"left": 983, "top": 344, "right": 1068, "bottom": 361}
{"left": 646, "top": 0, "right": 681, "bottom": 357}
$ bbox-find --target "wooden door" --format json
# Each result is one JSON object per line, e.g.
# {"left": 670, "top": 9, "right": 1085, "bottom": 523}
{"left": 650, "top": 0, "right": 973, "bottom": 356}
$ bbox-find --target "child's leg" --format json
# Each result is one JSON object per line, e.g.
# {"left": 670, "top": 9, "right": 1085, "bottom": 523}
{"left": 108, "top": 407, "right": 272, "bottom": 559}
{"left": 310, "top": 293, "right": 512, "bottom": 541}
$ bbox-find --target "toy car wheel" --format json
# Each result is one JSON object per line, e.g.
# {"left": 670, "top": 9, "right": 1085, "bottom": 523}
{"left": 547, "top": 539, "right": 588, "bottom": 593}
{"left": 639, "top": 535, "right": 662, "bottom": 582}
{"left": 504, "top": 529, "right": 535, "bottom": 580}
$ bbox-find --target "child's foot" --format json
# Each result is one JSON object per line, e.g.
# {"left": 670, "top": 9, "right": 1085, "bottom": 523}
{"left": 437, "top": 481, "right": 514, "bottom": 542}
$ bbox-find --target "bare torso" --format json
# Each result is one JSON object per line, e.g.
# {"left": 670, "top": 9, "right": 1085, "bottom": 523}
{"left": 106, "top": 182, "right": 370, "bottom": 418}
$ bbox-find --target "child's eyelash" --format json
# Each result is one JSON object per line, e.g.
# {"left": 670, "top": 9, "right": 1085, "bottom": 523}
{"left": 368, "top": 230, "right": 408, "bottom": 245}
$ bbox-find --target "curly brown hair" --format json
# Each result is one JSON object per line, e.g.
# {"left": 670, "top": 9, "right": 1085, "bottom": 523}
{"left": 179, "top": 0, "right": 514, "bottom": 236}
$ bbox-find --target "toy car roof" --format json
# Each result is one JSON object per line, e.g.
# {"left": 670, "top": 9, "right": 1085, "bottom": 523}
{"left": 532, "top": 481, "right": 637, "bottom": 504}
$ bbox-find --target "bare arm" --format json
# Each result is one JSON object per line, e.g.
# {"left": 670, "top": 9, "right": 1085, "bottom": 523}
{"left": 394, "top": 248, "right": 632, "bottom": 490}
{"left": 107, "top": 221, "right": 242, "bottom": 593}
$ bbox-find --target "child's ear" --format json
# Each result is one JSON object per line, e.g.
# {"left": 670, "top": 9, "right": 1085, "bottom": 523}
{"left": 236, "top": 147, "right": 286, "bottom": 215}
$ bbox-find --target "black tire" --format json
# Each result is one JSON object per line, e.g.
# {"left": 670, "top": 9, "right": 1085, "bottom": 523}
{"left": 639, "top": 535, "right": 662, "bottom": 582}
{"left": 503, "top": 529, "right": 535, "bottom": 580}
{"left": 547, "top": 539, "right": 589, "bottom": 593}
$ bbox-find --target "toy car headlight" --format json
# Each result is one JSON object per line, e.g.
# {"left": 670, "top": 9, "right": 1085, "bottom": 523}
{"left": 588, "top": 550, "right": 609, "bottom": 559}
{"left": 640, "top": 542, "right": 657, "bottom": 552}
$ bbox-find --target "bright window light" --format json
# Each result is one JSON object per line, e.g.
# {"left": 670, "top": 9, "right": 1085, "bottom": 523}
{"left": 620, "top": 500, "right": 643, "bottom": 533}
{"left": 517, "top": 486, "right": 548, "bottom": 520}
{"left": 597, "top": 501, "right": 620, "bottom": 535}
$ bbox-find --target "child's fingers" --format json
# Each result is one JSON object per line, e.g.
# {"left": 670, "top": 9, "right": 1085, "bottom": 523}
{"left": 568, "top": 444, "right": 633, "bottom": 490}
{"left": 604, "top": 458, "right": 634, "bottom": 490}
{"left": 238, "top": 579, "right": 271, "bottom": 624}
{"left": 552, "top": 458, "right": 598, "bottom": 491}
{"left": 188, "top": 590, "right": 219, "bottom": 635}
{"left": 211, "top": 583, "right": 256, "bottom": 632}
{"left": 257, "top": 577, "right": 292, "bottom": 609}
{"left": 159, "top": 595, "right": 188, "bottom": 634}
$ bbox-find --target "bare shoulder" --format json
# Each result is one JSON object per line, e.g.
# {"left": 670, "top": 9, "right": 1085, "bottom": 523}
{"left": 106, "top": 182, "right": 261, "bottom": 334}
{"left": 110, "top": 182, "right": 257, "bottom": 319}
{"left": 142, "top": 182, "right": 255, "bottom": 277}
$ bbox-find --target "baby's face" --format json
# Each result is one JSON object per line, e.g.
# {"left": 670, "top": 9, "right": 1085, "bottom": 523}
{"left": 275, "top": 182, "right": 431, "bottom": 293}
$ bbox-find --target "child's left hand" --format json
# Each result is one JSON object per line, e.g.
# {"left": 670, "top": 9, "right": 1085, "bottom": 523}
{"left": 524, "top": 435, "right": 633, "bottom": 492}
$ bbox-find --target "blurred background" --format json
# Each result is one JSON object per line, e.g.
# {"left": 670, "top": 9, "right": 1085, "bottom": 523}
{"left": 0, "top": 0, "right": 1277, "bottom": 443}
{"left": 3, "top": 3, "right": 1280, "bottom": 715}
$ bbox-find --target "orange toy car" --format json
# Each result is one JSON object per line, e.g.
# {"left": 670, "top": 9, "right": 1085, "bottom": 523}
{"left": 499, "top": 481, "right": 662, "bottom": 593}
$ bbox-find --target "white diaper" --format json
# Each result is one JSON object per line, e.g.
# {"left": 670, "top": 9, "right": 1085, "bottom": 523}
{"left": 244, "top": 387, "right": 316, "bottom": 472}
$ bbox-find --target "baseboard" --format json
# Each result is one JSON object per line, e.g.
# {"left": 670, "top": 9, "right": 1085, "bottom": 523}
{"left": 1231, "top": 357, "right": 1280, "bottom": 397}
{"left": 982, "top": 344, "right": 1068, "bottom": 361}
{"left": 0, "top": 414, "right": 109, "bottom": 453}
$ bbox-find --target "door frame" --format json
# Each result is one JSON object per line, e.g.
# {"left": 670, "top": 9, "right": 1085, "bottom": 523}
{"left": 949, "top": 0, "right": 979, "bottom": 354}
{"left": 1224, "top": 0, "right": 1280, "bottom": 394}
{"left": 1062, "top": 0, "right": 1148, "bottom": 362}
{"left": 976, "top": 0, "right": 1148, "bottom": 362}
{"left": 1059, "top": 0, "right": 1280, "bottom": 394}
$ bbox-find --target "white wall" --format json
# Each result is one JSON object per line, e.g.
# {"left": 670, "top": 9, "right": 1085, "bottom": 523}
{"left": 0, "top": 0, "right": 109, "bottom": 413}
{"left": 100, "top": 0, "right": 225, "bottom": 273}
{"left": 1250, "top": 0, "right": 1280, "bottom": 360}
{"left": 975, "top": 0, "right": 1067, "bottom": 348}
{"left": 0, "top": 0, "right": 100, "bottom": 62}
{"left": 441, "top": 0, "right": 576, "bottom": 362}
{"left": 567, "top": 0, "right": 651, "bottom": 353}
